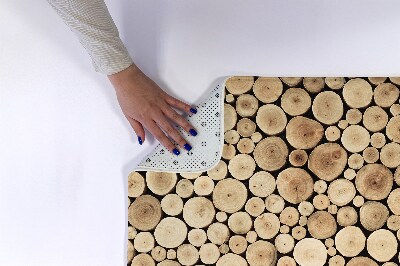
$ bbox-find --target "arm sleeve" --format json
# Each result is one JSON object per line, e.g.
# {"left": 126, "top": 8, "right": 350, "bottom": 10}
{"left": 46, "top": 0, "right": 134, "bottom": 75}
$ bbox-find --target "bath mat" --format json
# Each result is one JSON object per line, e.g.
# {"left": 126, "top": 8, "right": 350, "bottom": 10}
{"left": 127, "top": 76, "right": 400, "bottom": 266}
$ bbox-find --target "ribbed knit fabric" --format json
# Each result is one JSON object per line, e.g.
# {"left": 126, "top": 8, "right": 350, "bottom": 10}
{"left": 47, "top": 0, "right": 134, "bottom": 75}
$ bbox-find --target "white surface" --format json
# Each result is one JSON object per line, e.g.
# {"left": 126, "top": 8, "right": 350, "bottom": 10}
{"left": 1, "top": 0, "right": 400, "bottom": 265}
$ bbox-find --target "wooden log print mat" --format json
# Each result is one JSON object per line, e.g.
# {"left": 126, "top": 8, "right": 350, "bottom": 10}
{"left": 127, "top": 77, "right": 400, "bottom": 266}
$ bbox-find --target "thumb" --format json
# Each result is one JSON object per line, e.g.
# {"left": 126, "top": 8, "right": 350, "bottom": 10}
{"left": 126, "top": 116, "right": 145, "bottom": 145}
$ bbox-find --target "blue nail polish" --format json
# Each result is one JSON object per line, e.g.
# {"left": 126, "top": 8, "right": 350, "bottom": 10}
{"left": 189, "top": 129, "right": 197, "bottom": 136}
{"left": 190, "top": 108, "right": 197, "bottom": 114}
{"left": 173, "top": 148, "right": 180, "bottom": 155}
{"left": 184, "top": 143, "right": 192, "bottom": 151}
{"left": 138, "top": 136, "right": 142, "bottom": 145}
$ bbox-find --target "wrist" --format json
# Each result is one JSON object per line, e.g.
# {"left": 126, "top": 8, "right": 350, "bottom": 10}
{"left": 107, "top": 63, "right": 141, "bottom": 92}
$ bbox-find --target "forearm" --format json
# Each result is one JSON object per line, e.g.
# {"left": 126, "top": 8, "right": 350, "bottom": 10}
{"left": 47, "top": 0, "right": 134, "bottom": 75}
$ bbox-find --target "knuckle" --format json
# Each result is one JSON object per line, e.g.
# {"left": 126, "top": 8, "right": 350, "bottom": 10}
{"left": 162, "top": 124, "right": 175, "bottom": 135}
{"left": 177, "top": 136, "right": 187, "bottom": 147}
{"left": 171, "top": 111, "right": 179, "bottom": 120}
{"left": 169, "top": 97, "right": 178, "bottom": 105}
{"left": 161, "top": 139, "right": 175, "bottom": 151}
{"left": 183, "top": 120, "right": 193, "bottom": 131}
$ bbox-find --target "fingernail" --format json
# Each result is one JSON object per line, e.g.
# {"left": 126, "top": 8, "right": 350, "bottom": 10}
{"left": 184, "top": 143, "right": 192, "bottom": 151}
{"left": 189, "top": 129, "right": 197, "bottom": 136}
{"left": 190, "top": 107, "right": 197, "bottom": 114}
{"left": 173, "top": 148, "right": 180, "bottom": 155}
{"left": 138, "top": 136, "right": 143, "bottom": 145}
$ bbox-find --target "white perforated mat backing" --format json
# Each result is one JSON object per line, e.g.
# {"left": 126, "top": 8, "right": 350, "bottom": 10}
{"left": 134, "top": 78, "right": 227, "bottom": 173}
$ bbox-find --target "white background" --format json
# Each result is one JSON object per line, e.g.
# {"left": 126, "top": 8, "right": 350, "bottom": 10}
{"left": 1, "top": 0, "right": 400, "bottom": 265}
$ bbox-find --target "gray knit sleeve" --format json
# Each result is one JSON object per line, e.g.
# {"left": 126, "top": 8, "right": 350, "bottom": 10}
{"left": 47, "top": 0, "right": 134, "bottom": 75}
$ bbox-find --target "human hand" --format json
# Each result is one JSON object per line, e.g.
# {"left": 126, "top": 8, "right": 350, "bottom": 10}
{"left": 107, "top": 64, "right": 197, "bottom": 155}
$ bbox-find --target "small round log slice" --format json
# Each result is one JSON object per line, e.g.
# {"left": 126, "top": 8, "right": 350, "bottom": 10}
{"left": 213, "top": 178, "right": 248, "bottom": 213}
{"left": 254, "top": 213, "right": 280, "bottom": 239}
{"left": 289, "top": 149, "right": 308, "bottom": 167}
{"left": 312, "top": 91, "right": 344, "bottom": 125}
{"left": 253, "top": 137, "right": 289, "bottom": 171}
{"left": 325, "top": 77, "right": 345, "bottom": 90}
{"left": 293, "top": 238, "right": 327, "bottom": 266}
{"left": 228, "top": 154, "right": 256, "bottom": 180}
{"left": 304, "top": 77, "right": 325, "bottom": 93}
{"left": 216, "top": 253, "right": 247, "bottom": 266}
{"left": 280, "top": 77, "right": 303, "bottom": 87}
{"left": 362, "top": 106, "right": 388, "bottom": 132}
{"left": 346, "top": 257, "right": 378, "bottom": 266}
{"left": 176, "top": 244, "right": 199, "bottom": 266}
{"left": 389, "top": 77, "right": 400, "bottom": 85}
{"left": 183, "top": 197, "right": 215, "bottom": 228}
{"left": 371, "top": 132, "right": 386, "bottom": 148}
{"left": 286, "top": 116, "right": 324, "bottom": 149}
{"left": 132, "top": 254, "right": 155, "bottom": 266}
{"left": 276, "top": 167, "right": 314, "bottom": 204}
{"left": 154, "top": 217, "right": 188, "bottom": 249}
{"left": 274, "top": 234, "right": 295, "bottom": 254}
{"left": 346, "top": 108, "right": 363, "bottom": 125}
{"left": 325, "top": 126, "right": 341, "bottom": 142}
{"left": 306, "top": 211, "right": 337, "bottom": 239}
{"left": 228, "top": 211, "right": 253, "bottom": 234}
{"left": 327, "top": 178, "right": 356, "bottom": 206}
{"left": 368, "top": 77, "right": 387, "bottom": 85}
{"left": 380, "top": 142, "right": 400, "bottom": 168}
{"left": 161, "top": 194, "right": 183, "bottom": 216}
{"left": 134, "top": 232, "right": 155, "bottom": 253}
{"left": 280, "top": 88, "right": 312, "bottom": 116}
{"left": 373, "top": 83, "right": 399, "bottom": 107}
{"left": 256, "top": 104, "right": 287, "bottom": 135}
{"left": 253, "top": 77, "right": 283, "bottom": 103}
{"left": 128, "top": 171, "right": 145, "bottom": 197}
{"left": 237, "top": 118, "right": 256, "bottom": 137}
{"left": 336, "top": 206, "right": 358, "bottom": 227}
{"left": 367, "top": 229, "right": 398, "bottom": 262}
{"left": 188, "top": 228, "right": 207, "bottom": 247}
{"left": 341, "top": 125, "right": 370, "bottom": 153}
{"left": 224, "top": 103, "right": 237, "bottom": 132}
{"left": 308, "top": 143, "right": 347, "bottom": 181}
{"left": 265, "top": 194, "right": 285, "bottom": 214}
{"left": 362, "top": 147, "right": 379, "bottom": 163}
{"left": 277, "top": 256, "right": 297, "bottom": 266}
{"left": 343, "top": 78, "right": 373, "bottom": 108}
{"left": 146, "top": 172, "right": 177, "bottom": 196}
{"left": 229, "top": 235, "right": 247, "bottom": 254}
{"left": 199, "top": 243, "right": 220, "bottom": 264}
{"left": 360, "top": 201, "right": 389, "bottom": 231}
{"left": 387, "top": 188, "right": 400, "bottom": 215}
{"left": 335, "top": 226, "right": 366, "bottom": 257}
{"left": 355, "top": 163, "right": 393, "bottom": 200}
{"left": 246, "top": 240, "right": 277, "bottom": 266}
{"left": 128, "top": 195, "right": 162, "bottom": 231}
{"left": 236, "top": 94, "right": 259, "bottom": 117}
{"left": 207, "top": 160, "right": 228, "bottom": 181}
{"left": 249, "top": 171, "right": 276, "bottom": 197}
{"left": 207, "top": 222, "right": 230, "bottom": 245}
{"left": 225, "top": 76, "right": 254, "bottom": 95}
{"left": 386, "top": 115, "right": 400, "bottom": 143}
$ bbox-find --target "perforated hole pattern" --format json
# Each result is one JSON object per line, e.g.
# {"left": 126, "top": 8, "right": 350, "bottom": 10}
{"left": 134, "top": 80, "right": 226, "bottom": 173}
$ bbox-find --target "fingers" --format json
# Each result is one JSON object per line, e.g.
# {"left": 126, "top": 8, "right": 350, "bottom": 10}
{"left": 126, "top": 116, "right": 145, "bottom": 145}
{"left": 164, "top": 94, "right": 197, "bottom": 115}
{"left": 153, "top": 110, "right": 193, "bottom": 153}
{"left": 145, "top": 120, "right": 182, "bottom": 155}
{"left": 162, "top": 105, "right": 198, "bottom": 137}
